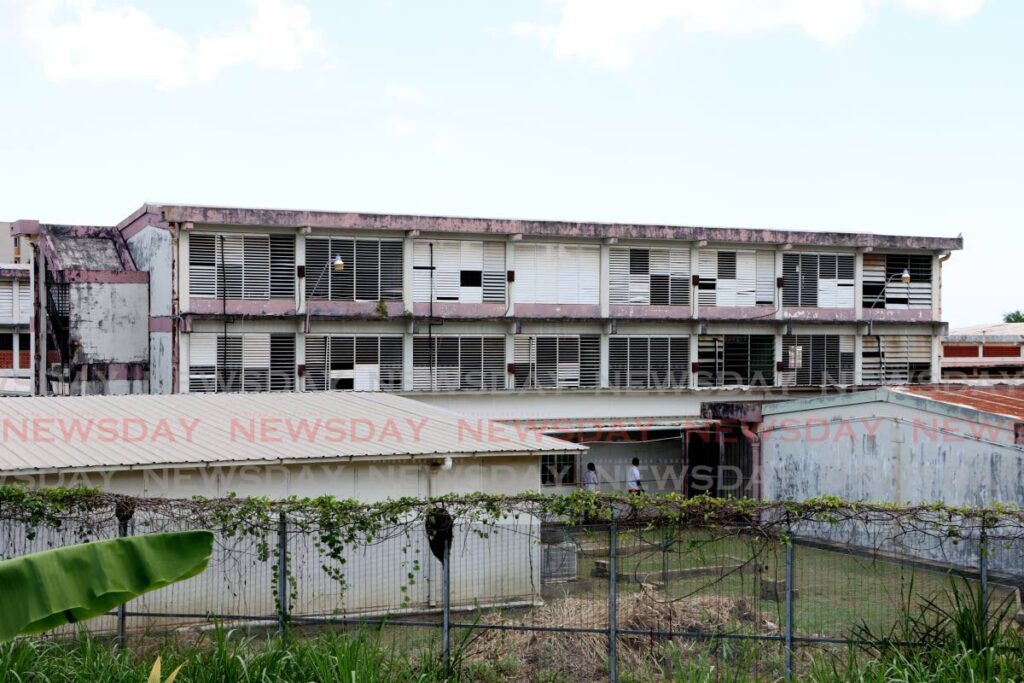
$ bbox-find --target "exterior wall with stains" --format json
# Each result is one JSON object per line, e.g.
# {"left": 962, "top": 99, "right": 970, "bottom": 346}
{"left": 761, "top": 390, "right": 1024, "bottom": 575}
{"left": 69, "top": 282, "right": 149, "bottom": 364}
{"left": 126, "top": 225, "right": 174, "bottom": 393}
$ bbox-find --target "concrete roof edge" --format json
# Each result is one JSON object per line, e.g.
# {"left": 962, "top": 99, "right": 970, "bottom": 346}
{"left": 761, "top": 388, "right": 891, "bottom": 415}
{"left": 157, "top": 204, "right": 963, "bottom": 250}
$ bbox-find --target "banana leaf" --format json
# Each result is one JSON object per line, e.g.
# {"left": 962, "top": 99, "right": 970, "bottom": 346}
{"left": 0, "top": 530, "right": 214, "bottom": 642}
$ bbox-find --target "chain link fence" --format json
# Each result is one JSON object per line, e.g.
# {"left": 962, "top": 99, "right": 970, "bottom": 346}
{"left": 1, "top": 499, "right": 1021, "bottom": 681}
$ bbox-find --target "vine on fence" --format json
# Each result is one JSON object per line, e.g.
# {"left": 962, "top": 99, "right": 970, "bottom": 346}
{"left": 1, "top": 485, "right": 1020, "bottom": 611}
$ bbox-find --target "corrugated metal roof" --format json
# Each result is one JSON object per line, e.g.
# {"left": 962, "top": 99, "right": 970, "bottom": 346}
{"left": 892, "top": 385, "right": 1024, "bottom": 421}
{"left": 946, "top": 323, "right": 1024, "bottom": 340}
{"left": 0, "top": 392, "right": 583, "bottom": 474}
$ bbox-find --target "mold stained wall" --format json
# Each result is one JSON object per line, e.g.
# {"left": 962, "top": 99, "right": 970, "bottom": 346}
{"left": 126, "top": 226, "right": 174, "bottom": 393}
{"left": 761, "top": 398, "right": 1024, "bottom": 574}
{"left": 69, "top": 282, "right": 149, "bottom": 365}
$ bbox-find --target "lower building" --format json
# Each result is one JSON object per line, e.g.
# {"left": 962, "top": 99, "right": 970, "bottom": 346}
{"left": 942, "top": 323, "right": 1024, "bottom": 380}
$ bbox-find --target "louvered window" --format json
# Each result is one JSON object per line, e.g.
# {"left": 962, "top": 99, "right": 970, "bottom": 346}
{"left": 0, "top": 282, "right": 13, "bottom": 318}
{"left": 697, "top": 249, "right": 774, "bottom": 307}
{"left": 412, "top": 336, "right": 506, "bottom": 390}
{"left": 413, "top": 240, "right": 506, "bottom": 303}
{"left": 780, "top": 334, "right": 855, "bottom": 386}
{"left": 696, "top": 335, "right": 775, "bottom": 387}
{"left": 782, "top": 253, "right": 854, "bottom": 308}
{"left": 863, "top": 253, "right": 933, "bottom": 310}
{"left": 16, "top": 281, "right": 30, "bottom": 319}
{"left": 609, "top": 246, "right": 691, "bottom": 306}
{"left": 189, "top": 333, "right": 295, "bottom": 393}
{"left": 189, "top": 233, "right": 290, "bottom": 300}
{"left": 862, "top": 335, "right": 932, "bottom": 384}
{"left": 514, "top": 243, "right": 599, "bottom": 304}
{"left": 608, "top": 336, "right": 690, "bottom": 388}
{"left": 305, "top": 237, "right": 403, "bottom": 302}
{"left": 513, "top": 335, "right": 600, "bottom": 389}
{"left": 304, "top": 335, "right": 403, "bottom": 391}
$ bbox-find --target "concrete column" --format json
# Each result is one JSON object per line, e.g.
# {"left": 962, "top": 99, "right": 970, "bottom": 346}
{"left": 599, "top": 332, "right": 609, "bottom": 389}
{"left": 773, "top": 333, "right": 783, "bottom": 386}
{"left": 296, "top": 230, "right": 306, "bottom": 314}
{"left": 295, "top": 318, "right": 306, "bottom": 391}
{"left": 688, "top": 332, "right": 699, "bottom": 388}
{"left": 403, "top": 329, "right": 415, "bottom": 391}
{"left": 599, "top": 243, "right": 610, "bottom": 319}
{"left": 690, "top": 247, "right": 700, "bottom": 319}
{"left": 774, "top": 249, "right": 784, "bottom": 321}
{"left": 930, "top": 330, "right": 941, "bottom": 383}
{"left": 33, "top": 241, "right": 46, "bottom": 396}
{"left": 504, "top": 330, "right": 515, "bottom": 391}
{"left": 403, "top": 234, "right": 415, "bottom": 314}
{"left": 931, "top": 253, "right": 942, "bottom": 321}
{"left": 178, "top": 229, "right": 190, "bottom": 314}
{"left": 854, "top": 333, "right": 864, "bottom": 385}
{"left": 505, "top": 240, "right": 515, "bottom": 318}
{"left": 179, "top": 332, "right": 191, "bottom": 393}
{"left": 854, "top": 250, "right": 865, "bottom": 319}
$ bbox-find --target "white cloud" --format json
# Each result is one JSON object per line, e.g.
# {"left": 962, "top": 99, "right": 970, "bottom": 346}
{"left": 512, "top": 0, "right": 984, "bottom": 68}
{"left": 18, "top": 0, "right": 327, "bottom": 87}
{"left": 383, "top": 83, "right": 426, "bottom": 103}
{"left": 387, "top": 118, "right": 419, "bottom": 137}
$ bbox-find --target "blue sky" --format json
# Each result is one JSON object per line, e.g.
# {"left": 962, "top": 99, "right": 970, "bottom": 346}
{"left": 0, "top": 0, "right": 1019, "bottom": 327}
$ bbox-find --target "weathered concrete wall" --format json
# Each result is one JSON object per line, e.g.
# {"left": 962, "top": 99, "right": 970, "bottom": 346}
{"left": 762, "top": 397, "right": 1024, "bottom": 574}
{"left": 69, "top": 282, "right": 149, "bottom": 364}
{"left": 127, "top": 225, "right": 174, "bottom": 393}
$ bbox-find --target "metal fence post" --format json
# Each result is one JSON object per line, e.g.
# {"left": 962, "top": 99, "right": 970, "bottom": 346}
{"left": 277, "top": 511, "right": 289, "bottom": 636}
{"left": 608, "top": 520, "right": 618, "bottom": 683}
{"left": 784, "top": 517, "right": 794, "bottom": 683}
{"left": 979, "top": 525, "right": 989, "bottom": 616}
{"left": 116, "top": 514, "right": 130, "bottom": 645}
{"left": 442, "top": 535, "right": 451, "bottom": 676}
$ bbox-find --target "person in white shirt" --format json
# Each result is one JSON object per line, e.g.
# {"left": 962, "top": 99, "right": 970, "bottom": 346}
{"left": 628, "top": 457, "right": 643, "bottom": 494}
{"left": 583, "top": 462, "right": 599, "bottom": 491}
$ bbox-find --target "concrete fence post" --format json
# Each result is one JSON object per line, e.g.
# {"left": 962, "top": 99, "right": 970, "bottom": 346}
{"left": 979, "top": 525, "right": 989, "bottom": 618}
{"left": 609, "top": 521, "right": 618, "bottom": 683}
{"left": 115, "top": 501, "right": 133, "bottom": 646}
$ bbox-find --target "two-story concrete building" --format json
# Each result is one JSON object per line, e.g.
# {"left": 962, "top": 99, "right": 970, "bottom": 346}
{"left": 11, "top": 205, "right": 962, "bottom": 494}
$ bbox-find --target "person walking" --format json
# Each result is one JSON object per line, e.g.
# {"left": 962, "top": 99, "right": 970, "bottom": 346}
{"left": 628, "top": 457, "right": 643, "bottom": 494}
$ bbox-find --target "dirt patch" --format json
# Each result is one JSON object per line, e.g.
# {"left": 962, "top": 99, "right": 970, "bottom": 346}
{"left": 464, "top": 588, "right": 778, "bottom": 680}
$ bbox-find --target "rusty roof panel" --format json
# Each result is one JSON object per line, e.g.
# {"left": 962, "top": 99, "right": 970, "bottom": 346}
{"left": 893, "top": 385, "right": 1024, "bottom": 421}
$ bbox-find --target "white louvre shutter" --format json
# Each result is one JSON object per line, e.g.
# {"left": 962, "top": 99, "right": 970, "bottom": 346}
{"left": 305, "top": 238, "right": 331, "bottom": 300}
{"left": 304, "top": 335, "right": 328, "bottom": 391}
{"left": 698, "top": 250, "right": 717, "bottom": 306}
{"left": 863, "top": 253, "right": 886, "bottom": 310}
{"left": 269, "top": 234, "right": 295, "bottom": 299}
{"left": 216, "top": 235, "right": 244, "bottom": 299}
{"left": 513, "top": 336, "right": 534, "bottom": 388}
{"left": 242, "top": 236, "right": 270, "bottom": 299}
{"left": 513, "top": 244, "right": 538, "bottom": 303}
{"left": 413, "top": 241, "right": 432, "bottom": 302}
{"left": 379, "top": 336, "right": 403, "bottom": 390}
{"left": 482, "top": 242, "right": 506, "bottom": 303}
{"left": 817, "top": 255, "right": 837, "bottom": 308}
{"left": 354, "top": 336, "right": 381, "bottom": 391}
{"left": 836, "top": 255, "right": 855, "bottom": 308}
{"left": 556, "top": 246, "right": 580, "bottom": 304}
{"left": 459, "top": 241, "right": 483, "bottom": 303}
{"left": 735, "top": 251, "right": 756, "bottom": 306}
{"left": 628, "top": 248, "right": 650, "bottom": 304}
{"left": 0, "top": 282, "right": 13, "bottom": 318}
{"left": 434, "top": 242, "right": 461, "bottom": 301}
{"left": 608, "top": 337, "right": 628, "bottom": 388}
{"left": 576, "top": 246, "right": 600, "bottom": 304}
{"left": 269, "top": 334, "right": 295, "bottom": 391}
{"left": 189, "top": 334, "right": 217, "bottom": 392}
{"left": 755, "top": 250, "right": 775, "bottom": 306}
{"left": 242, "top": 334, "right": 271, "bottom": 391}
{"left": 609, "top": 247, "right": 630, "bottom": 304}
{"left": 354, "top": 240, "right": 381, "bottom": 302}
{"left": 532, "top": 244, "right": 557, "bottom": 303}
{"left": 715, "top": 252, "right": 737, "bottom": 306}
{"left": 16, "top": 281, "right": 30, "bottom": 319}
{"left": 189, "top": 233, "right": 217, "bottom": 298}
{"left": 669, "top": 247, "right": 691, "bottom": 306}
{"left": 380, "top": 240, "right": 403, "bottom": 301}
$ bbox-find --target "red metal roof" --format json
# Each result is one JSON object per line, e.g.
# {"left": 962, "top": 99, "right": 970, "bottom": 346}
{"left": 894, "top": 385, "right": 1024, "bottom": 421}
